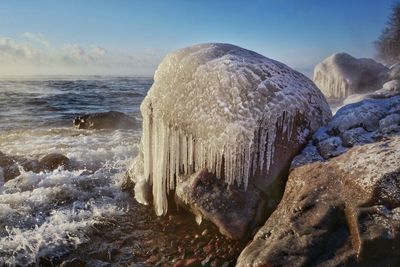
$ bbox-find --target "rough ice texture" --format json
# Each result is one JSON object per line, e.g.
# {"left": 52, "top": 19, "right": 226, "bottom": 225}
{"left": 237, "top": 136, "right": 400, "bottom": 267}
{"left": 313, "top": 53, "right": 388, "bottom": 99}
{"left": 292, "top": 92, "right": 400, "bottom": 168}
{"left": 330, "top": 79, "right": 400, "bottom": 114}
{"left": 130, "top": 43, "right": 331, "bottom": 217}
{"left": 383, "top": 79, "right": 400, "bottom": 91}
{"left": 389, "top": 63, "right": 400, "bottom": 80}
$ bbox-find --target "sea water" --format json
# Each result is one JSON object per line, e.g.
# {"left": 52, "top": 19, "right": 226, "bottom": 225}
{"left": 0, "top": 76, "right": 150, "bottom": 265}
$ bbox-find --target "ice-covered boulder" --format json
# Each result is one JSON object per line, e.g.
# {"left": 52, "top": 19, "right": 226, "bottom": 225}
{"left": 237, "top": 136, "right": 400, "bottom": 266}
{"left": 127, "top": 43, "right": 331, "bottom": 239}
{"left": 313, "top": 53, "right": 388, "bottom": 99}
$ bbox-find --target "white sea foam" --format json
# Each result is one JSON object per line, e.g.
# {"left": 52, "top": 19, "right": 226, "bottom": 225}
{"left": 0, "top": 127, "right": 140, "bottom": 266}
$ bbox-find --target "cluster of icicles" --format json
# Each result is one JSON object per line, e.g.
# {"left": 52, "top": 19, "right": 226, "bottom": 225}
{"left": 140, "top": 107, "right": 296, "bottom": 216}
{"left": 313, "top": 70, "right": 349, "bottom": 99}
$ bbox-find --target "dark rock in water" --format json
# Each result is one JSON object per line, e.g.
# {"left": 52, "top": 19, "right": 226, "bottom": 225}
{"left": 73, "top": 111, "right": 136, "bottom": 130}
{"left": 237, "top": 136, "right": 400, "bottom": 267}
{"left": 39, "top": 153, "right": 70, "bottom": 171}
{"left": 0, "top": 151, "right": 71, "bottom": 182}
{"left": 0, "top": 151, "right": 21, "bottom": 182}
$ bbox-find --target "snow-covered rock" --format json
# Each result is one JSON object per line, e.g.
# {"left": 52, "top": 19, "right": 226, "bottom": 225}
{"left": 342, "top": 93, "right": 372, "bottom": 106}
{"left": 292, "top": 92, "right": 400, "bottom": 168}
{"left": 313, "top": 53, "right": 388, "bottom": 99}
{"left": 237, "top": 135, "right": 400, "bottom": 266}
{"left": 127, "top": 43, "right": 331, "bottom": 238}
{"left": 383, "top": 79, "right": 400, "bottom": 91}
{"left": 330, "top": 80, "right": 400, "bottom": 114}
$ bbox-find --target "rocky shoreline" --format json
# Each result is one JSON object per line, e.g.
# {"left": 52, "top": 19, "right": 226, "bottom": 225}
{"left": 30, "top": 200, "right": 246, "bottom": 267}
{"left": 1, "top": 43, "right": 399, "bottom": 266}
{"left": 125, "top": 44, "right": 400, "bottom": 266}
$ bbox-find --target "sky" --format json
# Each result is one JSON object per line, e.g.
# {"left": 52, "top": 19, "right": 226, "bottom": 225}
{"left": 0, "top": 0, "right": 398, "bottom": 77}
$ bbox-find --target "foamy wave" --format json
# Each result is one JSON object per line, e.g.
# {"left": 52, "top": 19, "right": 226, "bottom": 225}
{"left": 0, "top": 127, "right": 139, "bottom": 266}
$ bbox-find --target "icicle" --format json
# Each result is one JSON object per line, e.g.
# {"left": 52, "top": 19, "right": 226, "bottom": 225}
{"left": 195, "top": 213, "right": 203, "bottom": 225}
{"left": 188, "top": 134, "right": 193, "bottom": 173}
{"left": 182, "top": 135, "right": 187, "bottom": 174}
{"left": 169, "top": 128, "right": 176, "bottom": 190}
{"left": 175, "top": 131, "right": 180, "bottom": 182}
{"left": 266, "top": 127, "right": 277, "bottom": 172}
{"left": 143, "top": 108, "right": 152, "bottom": 183}
{"left": 152, "top": 119, "right": 168, "bottom": 216}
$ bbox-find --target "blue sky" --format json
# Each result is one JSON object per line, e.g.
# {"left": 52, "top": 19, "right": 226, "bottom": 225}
{"left": 0, "top": 0, "right": 397, "bottom": 76}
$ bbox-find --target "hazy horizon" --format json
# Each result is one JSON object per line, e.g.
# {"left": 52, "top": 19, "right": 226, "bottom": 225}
{"left": 0, "top": 0, "right": 398, "bottom": 77}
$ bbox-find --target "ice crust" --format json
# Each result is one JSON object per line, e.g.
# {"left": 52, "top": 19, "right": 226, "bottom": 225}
{"left": 313, "top": 53, "right": 388, "bottom": 99}
{"left": 133, "top": 43, "right": 331, "bottom": 216}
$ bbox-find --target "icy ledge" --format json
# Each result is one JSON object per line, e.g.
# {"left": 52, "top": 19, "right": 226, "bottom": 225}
{"left": 129, "top": 43, "right": 331, "bottom": 217}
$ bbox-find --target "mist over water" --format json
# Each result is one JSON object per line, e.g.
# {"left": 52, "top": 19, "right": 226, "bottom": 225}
{"left": 0, "top": 77, "right": 150, "bottom": 265}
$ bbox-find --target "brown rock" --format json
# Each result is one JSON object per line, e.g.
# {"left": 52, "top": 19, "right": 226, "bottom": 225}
{"left": 173, "top": 258, "right": 201, "bottom": 267}
{"left": 203, "top": 244, "right": 213, "bottom": 254}
{"left": 0, "top": 151, "right": 21, "bottom": 182}
{"left": 145, "top": 255, "right": 160, "bottom": 264}
{"left": 39, "top": 153, "right": 70, "bottom": 171}
{"left": 0, "top": 151, "right": 71, "bottom": 183}
{"left": 237, "top": 136, "right": 400, "bottom": 266}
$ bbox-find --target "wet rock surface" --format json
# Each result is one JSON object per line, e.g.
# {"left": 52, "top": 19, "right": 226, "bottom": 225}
{"left": 73, "top": 111, "right": 136, "bottom": 130}
{"left": 237, "top": 136, "right": 400, "bottom": 267}
{"left": 39, "top": 153, "right": 71, "bottom": 171}
{"left": 31, "top": 197, "right": 245, "bottom": 267}
{"left": 0, "top": 151, "right": 72, "bottom": 182}
{"left": 175, "top": 169, "right": 264, "bottom": 240}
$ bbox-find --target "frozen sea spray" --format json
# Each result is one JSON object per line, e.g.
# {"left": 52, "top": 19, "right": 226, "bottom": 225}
{"left": 313, "top": 53, "right": 388, "bottom": 99}
{"left": 130, "top": 43, "right": 331, "bottom": 218}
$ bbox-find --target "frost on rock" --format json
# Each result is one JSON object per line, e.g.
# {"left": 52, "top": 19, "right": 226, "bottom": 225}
{"left": 313, "top": 53, "right": 388, "bottom": 99}
{"left": 132, "top": 43, "right": 331, "bottom": 216}
{"left": 292, "top": 93, "right": 400, "bottom": 168}
{"left": 383, "top": 79, "right": 400, "bottom": 91}
{"left": 389, "top": 63, "right": 400, "bottom": 80}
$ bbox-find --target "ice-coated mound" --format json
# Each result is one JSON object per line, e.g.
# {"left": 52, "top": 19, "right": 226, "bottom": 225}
{"left": 313, "top": 53, "right": 388, "bottom": 99}
{"left": 131, "top": 43, "right": 331, "bottom": 217}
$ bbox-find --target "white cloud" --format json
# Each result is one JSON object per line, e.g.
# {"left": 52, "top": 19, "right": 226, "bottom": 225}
{"left": 0, "top": 37, "right": 42, "bottom": 62}
{"left": 63, "top": 44, "right": 107, "bottom": 64}
{"left": 89, "top": 46, "right": 107, "bottom": 60}
{"left": 0, "top": 34, "right": 162, "bottom": 76}
{"left": 22, "top": 32, "right": 50, "bottom": 48}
